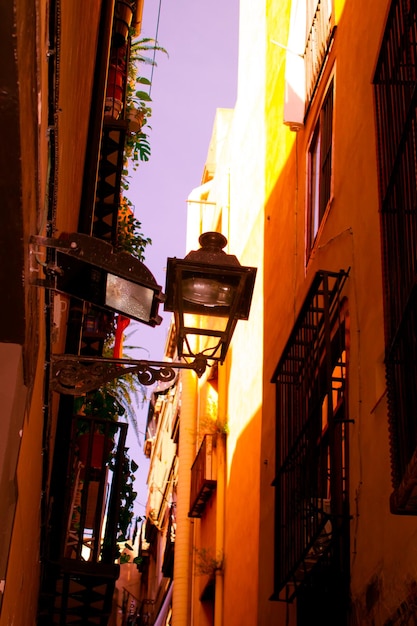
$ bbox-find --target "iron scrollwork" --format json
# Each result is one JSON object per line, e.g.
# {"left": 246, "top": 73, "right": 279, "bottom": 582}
{"left": 50, "top": 353, "right": 207, "bottom": 395}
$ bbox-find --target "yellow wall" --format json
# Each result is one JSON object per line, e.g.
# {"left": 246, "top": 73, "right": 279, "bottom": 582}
{"left": 260, "top": 1, "right": 297, "bottom": 622}
{"left": 185, "top": 0, "right": 267, "bottom": 621}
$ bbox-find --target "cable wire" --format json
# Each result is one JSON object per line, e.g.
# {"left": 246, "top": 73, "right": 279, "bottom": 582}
{"left": 149, "top": 0, "right": 163, "bottom": 96}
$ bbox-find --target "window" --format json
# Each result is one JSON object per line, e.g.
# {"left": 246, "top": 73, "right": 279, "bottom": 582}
{"left": 373, "top": 0, "right": 417, "bottom": 514}
{"left": 307, "top": 80, "right": 334, "bottom": 254}
{"left": 271, "top": 271, "right": 350, "bottom": 624}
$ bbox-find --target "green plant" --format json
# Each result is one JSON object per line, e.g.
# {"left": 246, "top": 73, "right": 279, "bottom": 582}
{"left": 116, "top": 540, "right": 143, "bottom": 568}
{"left": 109, "top": 449, "right": 139, "bottom": 541}
{"left": 119, "top": 551, "right": 131, "bottom": 565}
{"left": 83, "top": 388, "right": 125, "bottom": 419}
{"left": 124, "top": 130, "right": 152, "bottom": 170}
{"left": 129, "top": 36, "right": 168, "bottom": 71}
{"left": 198, "top": 413, "right": 230, "bottom": 441}
{"left": 133, "top": 555, "right": 143, "bottom": 569}
{"left": 116, "top": 197, "right": 152, "bottom": 261}
{"left": 74, "top": 388, "right": 125, "bottom": 435}
{"left": 126, "top": 76, "right": 152, "bottom": 122}
{"left": 123, "top": 76, "right": 153, "bottom": 174}
{"left": 100, "top": 332, "right": 149, "bottom": 446}
{"left": 123, "top": 37, "right": 168, "bottom": 173}
{"left": 194, "top": 547, "right": 224, "bottom": 576}
{"left": 127, "top": 37, "right": 168, "bottom": 115}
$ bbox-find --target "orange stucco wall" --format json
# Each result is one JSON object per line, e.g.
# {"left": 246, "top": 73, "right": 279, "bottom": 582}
{"left": 261, "top": 0, "right": 417, "bottom": 623}
{"left": 0, "top": 329, "right": 44, "bottom": 624}
{"left": 191, "top": 494, "right": 217, "bottom": 626}
{"left": 0, "top": 1, "right": 104, "bottom": 622}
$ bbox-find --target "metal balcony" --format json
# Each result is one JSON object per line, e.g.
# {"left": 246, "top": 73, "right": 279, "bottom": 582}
{"left": 38, "top": 417, "right": 128, "bottom": 624}
{"left": 189, "top": 434, "right": 216, "bottom": 518}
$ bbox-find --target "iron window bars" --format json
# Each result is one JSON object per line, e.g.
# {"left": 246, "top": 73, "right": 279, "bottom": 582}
{"left": 373, "top": 0, "right": 417, "bottom": 513}
{"left": 271, "top": 270, "right": 350, "bottom": 605}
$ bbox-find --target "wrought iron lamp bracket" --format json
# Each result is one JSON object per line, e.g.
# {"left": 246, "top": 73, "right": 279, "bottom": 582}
{"left": 50, "top": 353, "right": 208, "bottom": 395}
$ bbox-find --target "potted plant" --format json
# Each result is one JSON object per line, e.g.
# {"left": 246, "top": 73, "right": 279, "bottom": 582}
{"left": 106, "top": 66, "right": 124, "bottom": 118}
{"left": 124, "top": 129, "right": 152, "bottom": 171}
{"left": 128, "top": 36, "right": 168, "bottom": 70}
{"left": 97, "top": 332, "right": 148, "bottom": 447}
{"left": 112, "top": 0, "right": 135, "bottom": 48}
{"left": 74, "top": 388, "right": 125, "bottom": 468}
{"left": 108, "top": 448, "right": 139, "bottom": 541}
{"left": 118, "top": 451, "right": 139, "bottom": 540}
{"left": 122, "top": 37, "right": 168, "bottom": 168}
{"left": 125, "top": 76, "right": 151, "bottom": 127}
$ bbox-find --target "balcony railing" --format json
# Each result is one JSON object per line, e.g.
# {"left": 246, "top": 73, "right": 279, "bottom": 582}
{"left": 189, "top": 434, "right": 216, "bottom": 518}
{"left": 64, "top": 416, "right": 128, "bottom": 564}
{"left": 305, "top": 0, "right": 334, "bottom": 103}
{"left": 137, "top": 599, "right": 155, "bottom": 625}
{"left": 38, "top": 416, "right": 129, "bottom": 624}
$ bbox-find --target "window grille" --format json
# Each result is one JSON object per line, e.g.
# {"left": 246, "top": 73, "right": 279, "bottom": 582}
{"left": 271, "top": 270, "right": 350, "bottom": 608}
{"left": 373, "top": 0, "right": 417, "bottom": 513}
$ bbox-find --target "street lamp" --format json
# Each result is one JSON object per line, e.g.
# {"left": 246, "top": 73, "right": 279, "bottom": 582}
{"left": 30, "top": 232, "right": 164, "bottom": 327}
{"left": 30, "top": 231, "right": 256, "bottom": 394}
{"left": 164, "top": 231, "right": 257, "bottom": 363}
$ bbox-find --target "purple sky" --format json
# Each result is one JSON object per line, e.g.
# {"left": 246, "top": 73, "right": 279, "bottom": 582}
{"left": 126, "top": 0, "right": 239, "bottom": 513}
{"left": 129, "top": 0, "right": 239, "bottom": 357}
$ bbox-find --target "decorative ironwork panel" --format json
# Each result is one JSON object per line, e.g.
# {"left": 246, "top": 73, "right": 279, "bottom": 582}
{"left": 38, "top": 560, "right": 119, "bottom": 625}
{"left": 93, "top": 122, "right": 127, "bottom": 244}
{"left": 51, "top": 354, "right": 177, "bottom": 395}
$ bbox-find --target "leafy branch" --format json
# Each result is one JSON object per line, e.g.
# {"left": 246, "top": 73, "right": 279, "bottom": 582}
{"left": 116, "top": 197, "right": 152, "bottom": 262}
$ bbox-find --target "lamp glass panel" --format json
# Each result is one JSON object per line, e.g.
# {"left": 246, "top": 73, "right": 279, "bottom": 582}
{"left": 181, "top": 271, "right": 240, "bottom": 314}
{"left": 184, "top": 312, "right": 229, "bottom": 333}
{"left": 106, "top": 273, "right": 153, "bottom": 322}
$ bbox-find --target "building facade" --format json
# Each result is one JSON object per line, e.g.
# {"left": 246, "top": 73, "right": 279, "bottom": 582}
{"left": 264, "top": 0, "right": 417, "bottom": 624}
{"left": 266, "top": 0, "right": 417, "bottom": 623}
{"left": 0, "top": 1, "right": 162, "bottom": 624}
